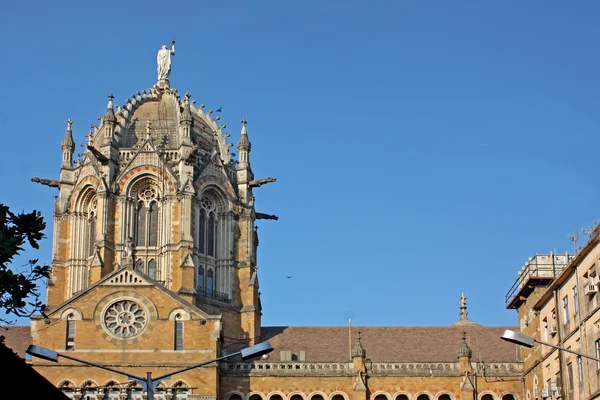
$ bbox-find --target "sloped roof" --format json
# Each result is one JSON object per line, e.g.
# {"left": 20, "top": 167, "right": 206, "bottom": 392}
{"left": 261, "top": 326, "right": 519, "bottom": 363}
{"left": 0, "top": 325, "right": 31, "bottom": 358}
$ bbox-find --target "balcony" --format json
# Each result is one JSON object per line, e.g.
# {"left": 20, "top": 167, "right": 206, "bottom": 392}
{"left": 506, "top": 253, "right": 573, "bottom": 309}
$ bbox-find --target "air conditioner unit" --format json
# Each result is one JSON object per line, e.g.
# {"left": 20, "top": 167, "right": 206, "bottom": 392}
{"left": 585, "top": 284, "right": 598, "bottom": 295}
{"left": 549, "top": 325, "right": 558, "bottom": 335}
{"left": 540, "top": 388, "right": 549, "bottom": 398}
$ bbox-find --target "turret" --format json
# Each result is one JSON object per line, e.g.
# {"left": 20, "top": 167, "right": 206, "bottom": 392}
{"left": 103, "top": 93, "right": 116, "bottom": 143}
{"left": 237, "top": 118, "right": 251, "bottom": 169}
{"left": 179, "top": 92, "right": 193, "bottom": 145}
{"left": 61, "top": 118, "right": 75, "bottom": 168}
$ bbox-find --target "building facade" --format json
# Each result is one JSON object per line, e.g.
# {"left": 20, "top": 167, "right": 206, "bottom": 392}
{"left": 506, "top": 228, "right": 600, "bottom": 400}
{"left": 23, "top": 45, "right": 523, "bottom": 400}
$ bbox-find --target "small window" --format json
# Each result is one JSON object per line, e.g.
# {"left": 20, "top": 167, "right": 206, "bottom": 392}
{"left": 567, "top": 362, "right": 574, "bottom": 390}
{"left": 596, "top": 339, "right": 600, "bottom": 369}
{"left": 563, "top": 296, "right": 570, "bottom": 323}
{"left": 66, "top": 318, "right": 75, "bottom": 351}
{"left": 148, "top": 259, "right": 157, "bottom": 280}
{"left": 174, "top": 316, "right": 183, "bottom": 351}
{"left": 577, "top": 356, "right": 584, "bottom": 383}
{"left": 573, "top": 286, "right": 579, "bottom": 315}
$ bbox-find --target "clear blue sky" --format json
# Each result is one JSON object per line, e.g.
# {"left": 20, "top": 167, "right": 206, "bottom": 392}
{"left": 2, "top": 1, "right": 600, "bottom": 327}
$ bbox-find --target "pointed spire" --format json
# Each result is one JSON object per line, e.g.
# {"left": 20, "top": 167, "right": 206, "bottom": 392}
{"left": 181, "top": 92, "right": 192, "bottom": 123}
{"left": 237, "top": 118, "right": 250, "bottom": 151}
{"left": 351, "top": 330, "right": 366, "bottom": 358}
{"left": 104, "top": 93, "right": 116, "bottom": 123}
{"left": 453, "top": 293, "right": 480, "bottom": 326}
{"left": 457, "top": 331, "right": 472, "bottom": 358}
{"left": 62, "top": 118, "right": 74, "bottom": 148}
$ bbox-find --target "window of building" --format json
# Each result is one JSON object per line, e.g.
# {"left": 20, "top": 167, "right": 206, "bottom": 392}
{"left": 198, "top": 266, "right": 204, "bottom": 291}
{"left": 65, "top": 315, "right": 75, "bottom": 351}
{"left": 573, "top": 286, "right": 579, "bottom": 315}
{"left": 207, "top": 269, "right": 214, "bottom": 293}
{"left": 596, "top": 339, "right": 600, "bottom": 369}
{"left": 502, "top": 395, "right": 516, "bottom": 400}
{"left": 416, "top": 395, "right": 430, "bottom": 400}
{"left": 148, "top": 259, "right": 157, "bottom": 280}
{"left": 563, "top": 295, "right": 570, "bottom": 322}
{"left": 174, "top": 314, "right": 183, "bottom": 351}
{"left": 198, "top": 196, "right": 217, "bottom": 257}
{"left": 567, "top": 362, "right": 574, "bottom": 390}
{"left": 87, "top": 198, "right": 97, "bottom": 257}
{"left": 395, "top": 396, "right": 409, "bottom": 400}
{"left": 577, "top": 356, "right": 584, "bottom": 384}
{"left": 438, "top": 395, "right": 451, "bottom": 400}
{"left": 543, "top": 318, "right": 549, "bottom": 342}
{"left": 135, "top": 187, "right": 159, "bottom": 247}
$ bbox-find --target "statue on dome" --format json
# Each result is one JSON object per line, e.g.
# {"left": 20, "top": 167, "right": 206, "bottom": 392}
{"left": 157, "top": 40, "right": 176, "bottom": 82}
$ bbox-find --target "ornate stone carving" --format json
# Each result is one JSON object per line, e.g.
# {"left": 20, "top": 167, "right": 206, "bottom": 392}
{"left": 102, "top": 299, "right": 148, "bottom": 338}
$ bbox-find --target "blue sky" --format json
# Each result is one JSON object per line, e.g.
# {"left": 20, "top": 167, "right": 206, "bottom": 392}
{"left": 2, "top": 1, "right": 600, "bottom": 327}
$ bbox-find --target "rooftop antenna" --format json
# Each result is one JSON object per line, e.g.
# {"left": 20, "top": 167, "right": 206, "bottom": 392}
{"left": 568, "top": 230, "right": 579, "bottom": 254}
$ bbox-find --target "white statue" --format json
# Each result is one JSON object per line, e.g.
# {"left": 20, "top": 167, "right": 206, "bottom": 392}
{"left": 157, "top": 40, "right": 176, "bottom": 81}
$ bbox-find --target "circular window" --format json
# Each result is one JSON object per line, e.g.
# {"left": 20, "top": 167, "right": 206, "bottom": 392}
{"left": 102, "top": 299, "right": 148, "bottom": 338}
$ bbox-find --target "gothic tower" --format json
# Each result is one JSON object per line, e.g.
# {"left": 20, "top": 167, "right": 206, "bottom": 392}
{"left": 31, "top": 44, "right": 277, "bottom": 396}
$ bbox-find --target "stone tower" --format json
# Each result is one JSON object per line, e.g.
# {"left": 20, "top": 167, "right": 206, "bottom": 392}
{"left": 36, "top": 44, "right": 277, "bottom": 350}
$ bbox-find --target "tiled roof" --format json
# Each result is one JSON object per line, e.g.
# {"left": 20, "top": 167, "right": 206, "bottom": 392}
{"left": 0, "top": 326, "right": 32, "bottom": 358}
{"left": 261, "top": 326, "right": 519, "bottom": 363}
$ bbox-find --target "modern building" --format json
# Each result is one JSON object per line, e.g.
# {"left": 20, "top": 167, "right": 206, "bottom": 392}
{"left": 22, "top": 44, "right": 523, "bottom": 400}
{"left": 506, "top": 227, "right": 600, "bottom": 400}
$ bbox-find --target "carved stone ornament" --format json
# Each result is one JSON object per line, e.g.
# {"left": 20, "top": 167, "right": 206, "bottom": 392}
{"left": 102, "top": 299, "right": 148, "bottom": 338}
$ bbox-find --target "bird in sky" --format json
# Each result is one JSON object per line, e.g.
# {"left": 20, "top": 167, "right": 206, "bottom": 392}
{"left": 215, "top": 106, "right": 222, "bottom": 113}
{"left": 286, "top": 276, "right": 292, "bottom": 279}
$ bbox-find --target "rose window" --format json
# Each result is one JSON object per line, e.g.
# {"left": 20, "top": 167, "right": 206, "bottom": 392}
{"left": 200, "top": 196, "right": 214, "bottom": 211}
{"left": 138, "top": 186, "right": 158, "bottom": 204}
{"left": 103, "top": 300, "right": 148, "bottom": 338}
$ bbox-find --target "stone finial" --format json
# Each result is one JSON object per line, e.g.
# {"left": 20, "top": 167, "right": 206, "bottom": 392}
{"left": 237, "top": 118, "right": 250, "bottom": 151}
{"left": 104, "top": 93, "right": 116, "bottom": 123}
{"left": 457, "top": 331, "right": 472, "bottom": 358}
{"left": 352, "top": 330, "right": 366, "bottom": 358}
{"left": 62, "top": 118, "right": 75, "bottom": 149}
{"left": 453, "top": 293, "right": 480, "bottom": 326}
{"left": 85, "top": 131, "right": 94, "bottom": 145}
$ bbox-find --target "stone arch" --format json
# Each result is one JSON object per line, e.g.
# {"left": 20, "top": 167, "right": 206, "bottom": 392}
{"left": 168, "top": 308, "right": 191, "bottom": 321}
{"left": 479, "top": 392, "right": 498, "bottom": 400}
{"left": 247, "top": 392, "right": 267, "bottom": 400}
{"left": 60, "top": 307, "right": 84, "bottom": 320}
{"left": 330, "top": 391, "right": 350, "bottom": 400}
{"left": 57, "top": 379, "right": 77, "bottom": 388}
{"left": 500, "top": 392, "right": 518, "bottom": 400}
{"left": 195, "top": 177, "right": 236, "bottom": 204}
{"left": 392, "top": 392, "right": 411, "bottom": 400}
{"left": 371, "top": 392, "right": 392, "bottom": 400}
{"left": 414, "top": 392, "right": 434, "bottom": 400}
{"left": 118, "top": 165, "right": 176, "bottom": 195}
{"left": 309, "top": 391, "right": 329, "bottom": 400}
{"left": 436, "top": 392, "right": 454, "bottom": 400}
{"left": 80, "top": 378, "right": 99, "bottom": 387}
{"left": 288, "top": 392, "right": 307, "bottom": 400}
{"left": 226, "top": 391, "right": 245, "bottom": 400}
{"left": 268, "top": 391, "right": 287, "bottom": 400}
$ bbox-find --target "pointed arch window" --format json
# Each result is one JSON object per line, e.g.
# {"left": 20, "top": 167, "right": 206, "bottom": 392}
{"left": 135, "top": 186, "right": 158, "bottom": 248}
{"left": 198, "top": 266, "right": 204, "bottom": 291}
{"left": 87, "top": 198, "right": 97, "bottom": 257}
{"left": 207, "top": 269, "right": 214, "bottom": 293}
{"left": 148, "top": 259, "right": 157, "bottom": 280}
{"left": 198, "top": 196, "right": 217, "bottom": 257}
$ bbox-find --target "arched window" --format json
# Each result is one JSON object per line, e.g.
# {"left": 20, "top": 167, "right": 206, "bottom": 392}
{"left": 249, "top": 395, "right": 263, "bottom": 400}
{"left": 172, "top": 381, "right": 190, "bottom": 400}
{"left": 148, "top": 259, "right": 157, "bottom": 280}
{"left": 207, "top": 269, "right": 214, "bottom": 293}
{"left": 332, "top": 395, "right": 346, "bottom": 400}
{"left": 135, "top": 259, "right": 144, "bottom": 272}
{"left": 174, "top": 314, "right": 183, "bottom": 351}
{"left": 87, "top": 198, "right": 97, "bottom": 257}
{"left": 198, "top": 196, "right": 217, "bottom": 256}
{"left": 270, "top": 395, "right": 284, "bottom": 400}
{"left": 135, "top": 202, "right": 146, "bottom": 247}
{"left": 290, "top": 395, "right": 303, "bottom": 400}
{"left": 481, "top": 395, "right": 494, "bottom": 400}
{"left": 229, "top": 395, "right": 243, "bottom": 400}
{"left": 439, "top": 395, "right": 452, "bottom": 400}
{"left": 311, "top": 395, "right": 325, "bottom": 400}
{"left": 502, "top": 395, "right": 516, "bottom": 400}
{"left": 149, "top": 202, "right": 158, "bottom": 246}
{"left": 374, "top": 395, "right": 387, "bottom": 400}
{"left": 417, "top": 395, "right": 430, "bottom": 400}
{"left": 135, "top": 185, "right": 158, "bottom": 248}
{"left": 396, "top": 395, "right": 409, "bottom": 400}
{"left": 198, "top": 267, "right": 204, "bottom": 291}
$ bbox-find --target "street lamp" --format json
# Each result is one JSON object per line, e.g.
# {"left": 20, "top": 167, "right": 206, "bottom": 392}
{"left": 500, "top": 330, "right": 600, "bottom": 362}
{"left": 26, "top": 341, "right": 273, "bottom": 400}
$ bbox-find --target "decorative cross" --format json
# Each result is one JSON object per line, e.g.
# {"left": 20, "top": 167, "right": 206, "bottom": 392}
{"left": 66, "top": 118, "right": 72, "bottom": 130}
{"left": 241, "top": 118, "right": 247, "bottom": 126}
{"left": 108, "top": 93, "right": 114, "bottom": 102}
